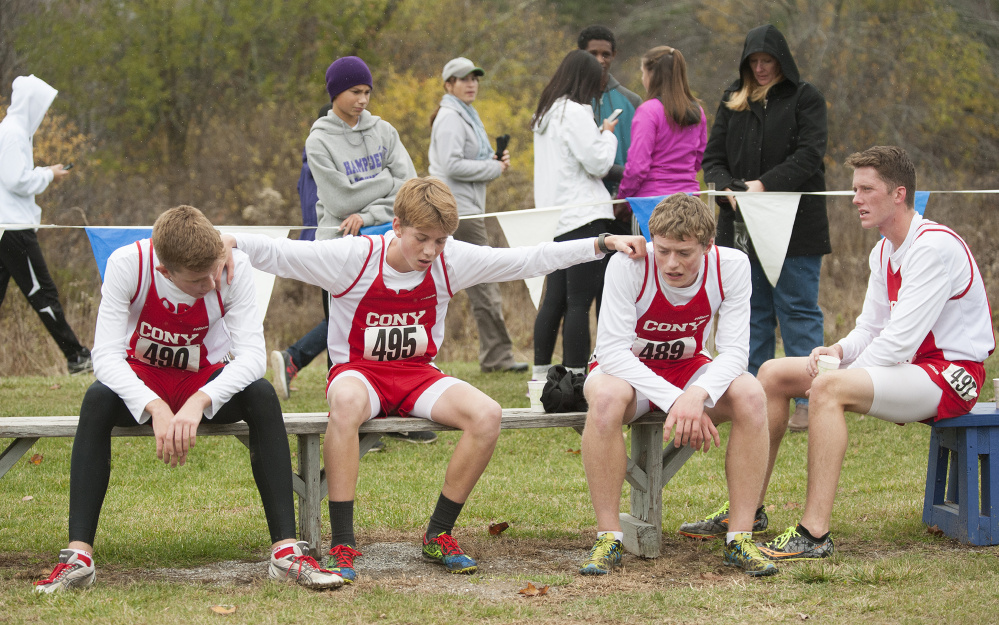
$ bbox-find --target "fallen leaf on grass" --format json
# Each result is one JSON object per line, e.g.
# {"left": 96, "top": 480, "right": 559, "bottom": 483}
{"left": 565, "top": 449, "right": 580, "bottom": 454}
{"left": 518, "top": 582, "right": 549, "bottom": 596}
{"left": 49, "top": 384, "right": 61, "bottom": 390}
{"left": 210, "top": 605, "right": 236, "bottom": 615}
{"left": 21, "top": 496, "right": 33, "bottom": 502}
{"left": 926, "top": 525, "right": 945, "bottom": 537}
{"left": 30, "top": 454, "right": 43, "bottom": 465}
{"left": 798, "top": 614, "right": 810, "bottom": 621}
{"left": 783, "top": 502, "right": 801, "bottom": 510}
{"left": 699, "top": 572, "right": 724, "bottom": 581}
{"left": 488, "top": 521, "right": 509, "bottom": 536}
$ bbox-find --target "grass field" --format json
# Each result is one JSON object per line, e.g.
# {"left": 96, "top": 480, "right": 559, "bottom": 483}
{"left": 2, "top": 360, "right": 998, "bottom": 624}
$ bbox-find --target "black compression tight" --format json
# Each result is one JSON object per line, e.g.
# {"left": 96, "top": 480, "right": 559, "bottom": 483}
{"left": 68, "top": 378, "right": 296, "bottom": 546}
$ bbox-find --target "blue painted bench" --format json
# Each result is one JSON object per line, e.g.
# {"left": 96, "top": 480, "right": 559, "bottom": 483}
{"left": 923, "top": 402, "right": 999, "bottom": 545}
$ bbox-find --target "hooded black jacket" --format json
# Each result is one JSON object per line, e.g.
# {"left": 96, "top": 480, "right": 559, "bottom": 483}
{"left": 703, "top": 24, "right": 830, "bottom": 258}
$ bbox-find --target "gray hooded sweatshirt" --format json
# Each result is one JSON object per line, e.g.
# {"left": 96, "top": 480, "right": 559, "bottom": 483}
{"left": 305, "top": 109, "right": 416, "bottom": 239}
{"left": 0, "top": 75, "right": 58, "bottom": 228}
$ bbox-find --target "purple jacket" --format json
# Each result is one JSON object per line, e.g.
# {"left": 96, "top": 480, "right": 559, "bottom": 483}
{"left": 617, "top": 98, "right": 706, "bottom": 199}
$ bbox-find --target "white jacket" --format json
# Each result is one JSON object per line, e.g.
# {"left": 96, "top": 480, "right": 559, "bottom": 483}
{"left": 533, "top": 97, "right": 616, "bottom": 237}
{"left": 0, "top": 75, "right": 57, "bottom": 228}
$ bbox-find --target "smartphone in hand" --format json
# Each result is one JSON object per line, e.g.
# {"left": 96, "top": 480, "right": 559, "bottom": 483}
{"left": 605, "top": 108, "right": 623, "bottom": 123}
{"left": 63, "top": 163, "right": 74, "bottom": 170}
{"left": 495, "top": 134, "right": 510, "bottom": 157}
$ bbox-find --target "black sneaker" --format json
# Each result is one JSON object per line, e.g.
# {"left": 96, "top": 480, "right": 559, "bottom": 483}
{"left": 67, "top": 349, "right": 93, "bottom": 375}
{"left": 757, "top": 525, "right": 834, "bottom": 561}
{"left": 678, "top": 501, "right": 768, "bottom": 539}
{"left": 386, "top": 430, "right": 438, "bottom": 444}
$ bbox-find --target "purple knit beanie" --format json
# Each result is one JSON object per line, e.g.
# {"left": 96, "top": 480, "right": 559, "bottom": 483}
{"left": 325, "top": 56, "right": 373, "bottom": 101}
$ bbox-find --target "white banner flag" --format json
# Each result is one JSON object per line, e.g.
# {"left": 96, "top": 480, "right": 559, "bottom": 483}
{"left": 217, "top": 226, "right": 290, "bottom": 325}
{"left": 491, "top": 209, "right": 561, "bottom": 308}
{"left": 735, "top": 193, "right": 801, "bottom": 287}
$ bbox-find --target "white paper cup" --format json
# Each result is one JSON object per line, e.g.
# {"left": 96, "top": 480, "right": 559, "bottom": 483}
{"left": 993, "top": 378, "right": 999, "bottom": 401}
{"left": 527, "top": 380, "right": 546, "bottom": 413}
{"left": 816, "top": 354, "right": 841, "bottom": 375}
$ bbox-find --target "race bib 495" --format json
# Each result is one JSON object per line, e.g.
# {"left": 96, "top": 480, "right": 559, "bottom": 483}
{"left": 363, "top": 325, "right": 429, "bottom": 361}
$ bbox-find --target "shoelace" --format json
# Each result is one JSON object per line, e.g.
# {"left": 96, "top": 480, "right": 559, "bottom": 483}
{"left": 733, "top": 535, "right": 766, "bottom": 559}
{"left": 770, "top": 526, "right": 800, "bottom": 549}
{"left": 432, "top": 533, "right": 464, "bottom": 556}
{"left": 707, "top": 500, "right": 731, "bottom": 519}
{"left": 34, "top": 563, "right": 72, "bottom": 586}
{"left": 288, "top": 554, "right": 332, "bottom": 577}
{"left": 588, "top": 535, "right": 618, "bottom": 560}
{"left": 330, "top": 545, "right": 362, "bottom": 568}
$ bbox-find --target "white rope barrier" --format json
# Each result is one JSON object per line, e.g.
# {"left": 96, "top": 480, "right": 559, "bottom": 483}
{"left": 3, "top": 188, "right": 999, "bottom": 231}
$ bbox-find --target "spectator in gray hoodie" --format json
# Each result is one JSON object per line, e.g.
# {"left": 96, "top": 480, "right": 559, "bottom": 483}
{"left": 307, "top": 56, "right": 416, "bottom": 240}
{"left": 428, "top": 57, "right": 526, "bottom": 373}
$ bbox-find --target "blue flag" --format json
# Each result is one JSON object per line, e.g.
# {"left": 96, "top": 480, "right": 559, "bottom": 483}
{"left": 85, "top": 228, "right": 152, "bottom": 281}
{"left": 625, "top": 196, "right": 669, "bottom": 240}
{"left": 360, "top": 222, "right": 392, "bottom": 236}
{"left": 915, "top": 191, "right": 929, "bottom": 216}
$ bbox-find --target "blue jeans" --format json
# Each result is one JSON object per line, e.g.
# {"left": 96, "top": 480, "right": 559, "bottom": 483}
{"left": 749, "top": 255, "right": 824, "bottom": 405}
{"left": 287, "top": 319, "right": 328, "bottom": 371}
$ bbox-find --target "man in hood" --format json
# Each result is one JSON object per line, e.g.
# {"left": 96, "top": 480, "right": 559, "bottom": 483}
{"left": 0, "top": 75, "right": 91, "bottom": 374}
{"left": 578, "top": 25, "right": 642, "bottom": 201}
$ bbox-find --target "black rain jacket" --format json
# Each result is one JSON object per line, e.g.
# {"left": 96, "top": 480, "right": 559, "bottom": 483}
{"left": 702, "top": 24, "right": 830, "bottom": 258}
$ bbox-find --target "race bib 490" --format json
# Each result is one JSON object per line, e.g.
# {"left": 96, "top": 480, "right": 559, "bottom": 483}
{"left": 632, "top": 336, "right": 696, "bottom": 361}
{"left": 942, "top": 363, "right": 979, "bottom": 402}
{"left": 363, "top": 325, "right": 429, "bottom": 361}
{"left": 135, "top": 337, "right": 201, "bottom": 372}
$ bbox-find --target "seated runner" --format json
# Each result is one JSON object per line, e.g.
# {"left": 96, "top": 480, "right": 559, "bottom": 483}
{"left": 223, "top": 177, "right": 646, "bottom": 583}
{"left": 753, "top": 146, "right": 994, "bottom": 561}
{"left": 580, "top": 193, "right": 776, "bottom": 577}
{"left": 34, "top": 206, "right": 341, "bottom": 593}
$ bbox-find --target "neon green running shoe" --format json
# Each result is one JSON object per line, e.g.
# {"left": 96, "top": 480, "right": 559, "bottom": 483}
{"left": 724, "top": 533, "right": 778, "bottom": 576}
{"left": 678, "top": 500, "right": 769, "bottom": 539}
{"left": 758, "top": 525, "right": 834, "bottom": 562}
{"left": 579, "top": 533, "right": 623, "bottom": 575}
{"left": 422, "top": 532, "right": 477, "bottom": 573}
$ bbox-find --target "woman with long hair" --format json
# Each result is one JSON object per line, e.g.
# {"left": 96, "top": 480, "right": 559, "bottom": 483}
{"left": 617, "top": 46, "right": 706, "bottom": 199}
{"left": 700, "top": 24, "right": 829, "bottom": 432}
{"left": 531, "top": 50, "right": 619, "bottom": 379}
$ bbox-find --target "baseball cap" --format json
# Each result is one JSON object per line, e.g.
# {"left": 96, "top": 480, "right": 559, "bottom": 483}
{"left": 442, "top": 57, "right": 484, "bottom": 81}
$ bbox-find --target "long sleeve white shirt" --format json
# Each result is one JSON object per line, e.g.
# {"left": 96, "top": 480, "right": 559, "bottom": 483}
{"left": 837, "top": 215, "right": 994, "bottom": 368}
{"left": 92, "top": 244, "right": 266, "bottom": 423}
{"left": 593, "top": 246, "right": 751, "bottom": 411}
{"left": 533, "top": 97, "right": 617, "bottom": 236}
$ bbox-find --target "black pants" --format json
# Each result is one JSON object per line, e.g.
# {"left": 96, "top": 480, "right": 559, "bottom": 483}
{"left": 68, "top": 378, "right": 297, "bottom": 546}
{"left": 0, "top": 229, "right": 86, "bottom": 359}
{"left": 533, "top": 219, "right": 611, "bottom": 368}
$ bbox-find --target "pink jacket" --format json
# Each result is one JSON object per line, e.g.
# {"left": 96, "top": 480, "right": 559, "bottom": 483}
{"left": 617, "top": 98, "right": 706, "bottom": 199}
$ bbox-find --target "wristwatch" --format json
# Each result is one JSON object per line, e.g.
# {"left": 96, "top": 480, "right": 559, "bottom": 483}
{"left": 597, "top": 233, "right": 612, "bottom": 254}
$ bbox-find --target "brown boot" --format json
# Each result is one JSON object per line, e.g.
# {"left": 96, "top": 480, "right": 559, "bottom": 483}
{"left": 788, "top": 403, "right": 809, "bottom": 432}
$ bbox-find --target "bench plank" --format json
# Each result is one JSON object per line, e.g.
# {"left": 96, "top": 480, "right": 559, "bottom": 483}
{"left": 1, "top": 409, "right": 678, "bottom": 556}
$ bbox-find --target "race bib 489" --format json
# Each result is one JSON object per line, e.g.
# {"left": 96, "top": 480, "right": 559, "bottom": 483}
{"left": 363, "top": 325, "right": 429, "bottom": 361}
{"left": 632, "top": 336, "right": 696, "bottom": 361}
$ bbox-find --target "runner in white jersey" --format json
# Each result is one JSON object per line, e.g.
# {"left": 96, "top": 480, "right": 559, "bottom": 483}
{"left": 224, "top": 177, "right": 647, "bottom": 583}
{"left": 34, "top": 206, "right": 341, "bottom": 594}
{"left": 754, "top": 146, "right": 995, "bottom": 562}
{"left": 579, "top": 193, "right": 777, "bottom": 577}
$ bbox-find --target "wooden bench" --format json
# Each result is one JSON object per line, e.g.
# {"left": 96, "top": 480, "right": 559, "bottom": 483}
{"left": 0, "top": 409, "right": 691, "bottom": 557}
{"left": 923, "top": 402, "right": 999, "bottom": 545}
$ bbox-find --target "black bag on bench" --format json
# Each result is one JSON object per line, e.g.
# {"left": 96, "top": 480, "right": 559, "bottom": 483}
{"left": 541, "top": 365, "right": 588, "bottom": 413}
